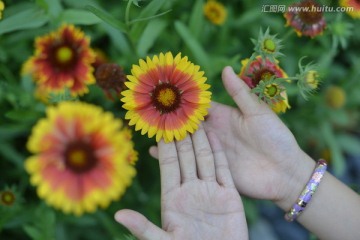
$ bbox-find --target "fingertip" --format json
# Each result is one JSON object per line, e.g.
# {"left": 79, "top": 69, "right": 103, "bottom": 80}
{"left": 149, "top": 145, "right": 159, "bottom": 159}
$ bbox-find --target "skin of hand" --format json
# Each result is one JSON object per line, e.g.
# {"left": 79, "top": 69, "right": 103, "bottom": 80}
{"left": 150, "top": 66, "right": 315, "bottom": 204}
{"left": 115, "top": 124, "right": 248, "bottom": 240}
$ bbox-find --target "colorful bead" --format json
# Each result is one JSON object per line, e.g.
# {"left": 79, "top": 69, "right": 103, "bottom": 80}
{"left": 285, "top": 159, "right": 327, "bottom": 222}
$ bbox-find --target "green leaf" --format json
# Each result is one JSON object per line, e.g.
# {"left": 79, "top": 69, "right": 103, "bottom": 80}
{"left": 137, "top": 19, "right": 167, "bottom": 56}
{"left": 320, "top": 122, "right": 345, "bottom": 176}
{"left": 328, "top": 109, "right": 349, "bottom": 126}
{"left": 23, "top": 225, "right": 42, "bottom": 240}
{"left": 59, "top": 9, "right": 102, "bottom": 25}
{"left": 0, "top": 7, "right": 49, "bottom": 35}
{"left": 101, "top": 23, "right": 132, "bottom": 57}
{"left": 0, "top": 142, "right": 24, "bottom": 169}
{"left": 85, "top": 5, "right": 128, "bottom": 33}
{"left": 130, "top": 0, "right": 167, "bottom": 39}
{"left": 189, "top": 0, "right": 204, "bottom": 40}
{"left": 36, "top": 0, "right": 63, "bottom": 18}
{"left": 5, "top": 110, "right": 41, "bottom": 122}
{"left": 337, "top": 134, "right": 360, "bottom": 155}
{"left": 174, "top": 21, "right": 209, "bottom": 73}
{"left": 0, "top": 125, "right": 29, "bottom": 139}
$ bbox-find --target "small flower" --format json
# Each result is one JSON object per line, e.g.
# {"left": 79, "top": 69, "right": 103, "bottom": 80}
{"left": 121, "top": 52, "right": 211, "bottom": 143}
{"left": 252, "top": 78, "right": 285, "bottom": 107}
{"left": 0, "top": 1, "right": 5, "bottom": 20}
{"left": 339, "top": 0, "right": 360, "bottom": 19}
{"left": 239, "top": 56, "right": 290, "bottom": 113}
{"left": 0, "top": 188, "right": 16, "bottom": 207}
{"left": 95, "top": 63, "right": 127, "bottom": 100}
{"left": 284, "top": 0, "right": 326, "bottom": 38}
{"left": 329, "top": 14, "right": 353, "bottom": 49}
{"left": 325, "top": 86, "right": 346, "bottom": 109}
{"left": 252, "top": 28, "right": 284, "bottom": 63}
{"left": 203, "top": 0, "right": 227, "bottom": 25}
{"left": 22, "top": 24, "right": 96, "bottom": 97}
{"left": 296, "top": 58, "right": 321, "bottom": 99}
{"left": 25, "top": 102, "right": 136, "bottom": 216}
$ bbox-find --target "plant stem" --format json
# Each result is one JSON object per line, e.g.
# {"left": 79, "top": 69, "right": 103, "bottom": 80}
{"left": 125, "top": 0, "right": 133, "bottom": 26}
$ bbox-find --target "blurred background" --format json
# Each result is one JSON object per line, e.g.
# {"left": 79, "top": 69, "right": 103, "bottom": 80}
{"left": 0, "top": 0, "right": 359, "bottom": 239}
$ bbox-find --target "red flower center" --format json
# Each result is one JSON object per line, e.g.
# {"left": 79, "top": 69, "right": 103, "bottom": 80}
{"left": 1, "top": 191, "right": 15, "bottom": 206}
{"left": 151, "top": 83, "right": 181, "bottom": 114}
{"left": 64, "top": 141, "right": 97, "bottom": 173}
{"left": 51, "top": 44, "right": 77, "bottom": 71}
{"left": 298, "top": 0, "right": 323, "bottom": 25}
{"left": 252, "top": 68, "right": 276, "bottom": 86}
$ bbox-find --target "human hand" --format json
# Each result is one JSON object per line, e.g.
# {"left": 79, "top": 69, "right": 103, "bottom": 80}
{"left": 115, "top": 124, "right": 248, "bottom": 240}
{"left": 150, "top": 66, "right": 315, "bottom": 208}
{"left": 202, "top": 67, "right": 316, "bottom": 205}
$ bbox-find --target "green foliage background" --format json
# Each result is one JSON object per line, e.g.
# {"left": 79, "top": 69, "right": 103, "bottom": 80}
{"left": 0, "top": 0, "right": 360, "bottom": 239}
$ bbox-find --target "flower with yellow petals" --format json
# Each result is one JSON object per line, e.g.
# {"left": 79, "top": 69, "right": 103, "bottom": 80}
{"left": 339, "top": 0, "right": 360, "bottom": 19}
{"left": 325, "top": 86, "right": 346, "bottom": 109}
{"left": 121, "top": 52, "right": 211, "bottom": 143}
{"left": 22, "top": 24, "right": 95, "bottom": 97}
{"left": 284, "top": 0, "right": 326, "bottom": 38}
{"left": 239, "top": 57, "right": 290, "bottom": 113}
{"left": 25, "top": 102, "right": 136, "bottom": 216}
{"left": 0, "top": 1, "right": 5, "bottom": 20}
{"left": 203, "top": 0, "right": 227, "bottom": 25}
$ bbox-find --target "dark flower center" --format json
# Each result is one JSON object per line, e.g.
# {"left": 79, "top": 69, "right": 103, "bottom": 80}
{"left": 64, "top": 141, "right": 97, "bottom": 173}
{"left": 298, "top": 0, "right": 323, "bottom": 25}
{"left": 151, "top": 83, "right": 181, "bottom": 114}
{"left": 95, "top": 63, "right": 126, "bottom": 91}
{"left": 209, "top": 6, "right": 221, "bottom": 19}
{"left": 252, "top": 68, "right": 276, "bottom": 85}
{"left": 50, "top": 44, "right": 77, "bottom": 71}
{"left": 1, "top": 191, "right": 15, "bottom": 206}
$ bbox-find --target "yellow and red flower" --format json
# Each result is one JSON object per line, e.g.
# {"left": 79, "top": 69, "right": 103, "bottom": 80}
{"left": 22, "top": 24, "right": 96, "bottom": 97}
{"left": 239, "top": 57, "right": 290, "bottom": 113}
{"left": 25, "top": 102, "right": 136, "bottom": 216}
{"left": 121, "top": 52, "right": 211, "bottom": 143}
{"left": 203, "top": 0, "right": 227, "bottom": 25}
{"left": 339, "top": 0, "right": 360, "bottom": 19}
{"left": 284, "top": 0, "right": 326, "bottom": 38}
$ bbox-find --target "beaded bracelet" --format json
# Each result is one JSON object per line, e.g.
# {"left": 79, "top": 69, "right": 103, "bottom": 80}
{"left": 284, "top": 159, "right": 327, "bottom": 222}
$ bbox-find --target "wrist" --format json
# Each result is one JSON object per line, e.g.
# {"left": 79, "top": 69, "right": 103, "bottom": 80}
{"left": 274, "top": 150, "right": 317, "bottom": 211}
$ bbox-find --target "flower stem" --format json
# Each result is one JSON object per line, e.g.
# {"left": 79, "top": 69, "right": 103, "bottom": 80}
{"left": 125, "top": 0, "right": 133, "bottom": 26}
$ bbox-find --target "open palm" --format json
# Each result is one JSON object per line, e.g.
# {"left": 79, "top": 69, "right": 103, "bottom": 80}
{"left": 115, "top": 125, "right": 248, "bottom": 240}
{"left": 203, "top": 67, "right": 314, "bottom": 202}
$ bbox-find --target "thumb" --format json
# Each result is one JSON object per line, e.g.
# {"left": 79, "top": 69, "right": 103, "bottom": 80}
{"left": 222, "top": 66, "right": 269, "bottom": 116}
{"left": 115, "top": 209, "right": 169, "bottom": 240}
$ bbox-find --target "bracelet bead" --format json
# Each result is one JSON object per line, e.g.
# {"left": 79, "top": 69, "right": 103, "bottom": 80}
{"left": 284, "top": 159, "right": 327, "bottom": 222}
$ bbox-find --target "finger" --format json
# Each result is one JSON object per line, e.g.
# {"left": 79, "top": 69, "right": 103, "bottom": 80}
{"left": 158, "top": 140, "right": 181, "bottom": 194}
{"left": 115, "top": 209, "right": 169, "bottom": 240}
{"left": 191, "top": 123, "right": 216, "bottom": 181}
{"left": 149, "top": 146, "right": 159, "bottom": 159}
{"left": 222, "top": 66, "right": 270, "bottom": 116}
{"left": 207, "top": 131, "right": 235, "bottom": 187}
{"left": 175, "top": 135, "right": 197, "bottom": 182}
